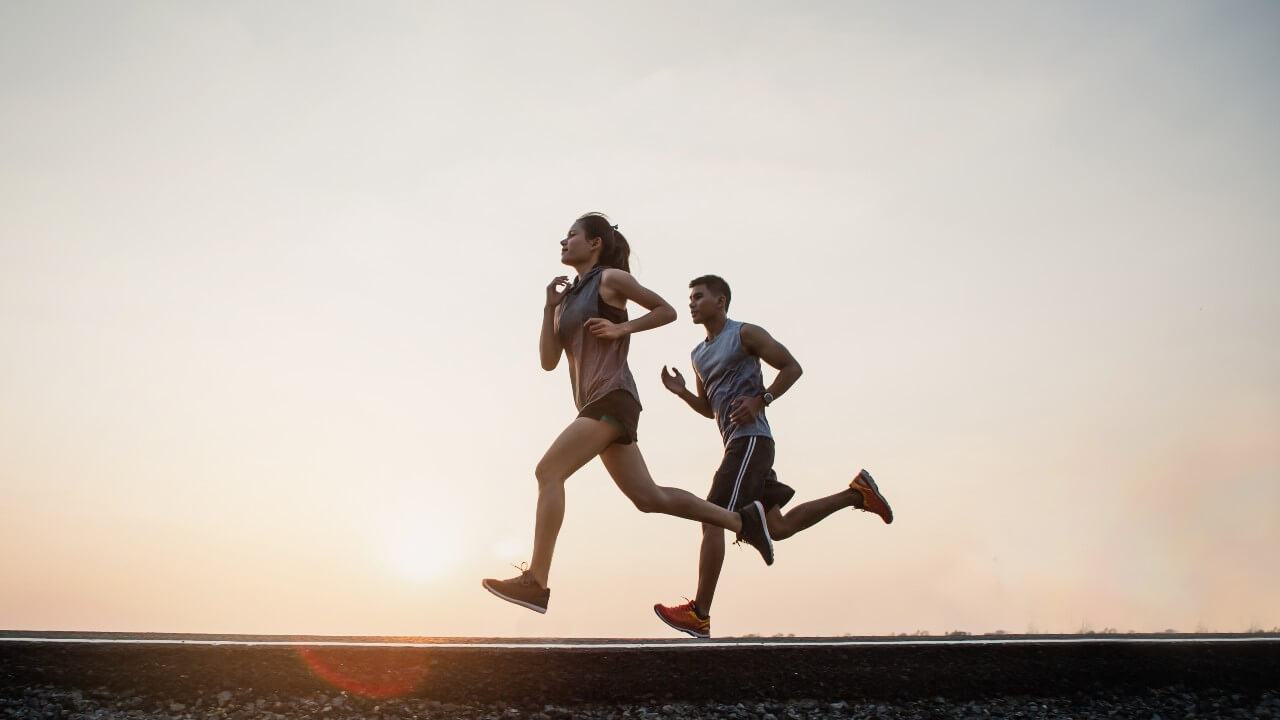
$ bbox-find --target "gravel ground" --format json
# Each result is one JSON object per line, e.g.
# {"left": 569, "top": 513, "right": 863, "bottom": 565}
{"left": 2, "top": 685, "right": 1278, "bottom": 719}
{"left": 3, "top": 638, "right": 1277, "bottom": 719}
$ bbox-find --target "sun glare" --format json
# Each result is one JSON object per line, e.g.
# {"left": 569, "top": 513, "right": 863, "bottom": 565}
{"left": 377, "top": 513, "right": 462, "bottom": 583}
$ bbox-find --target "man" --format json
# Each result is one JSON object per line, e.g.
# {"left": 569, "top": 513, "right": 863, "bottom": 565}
{"left": 653, "top": 274, "right": 893, "bottom": 638}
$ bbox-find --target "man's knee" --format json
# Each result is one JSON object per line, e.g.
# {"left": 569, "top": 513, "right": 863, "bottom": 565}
{"left": 767, "top": 514, "right": 793, "bottom": 540}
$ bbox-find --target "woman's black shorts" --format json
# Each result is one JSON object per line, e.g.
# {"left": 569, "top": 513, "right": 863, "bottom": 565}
{"left": 578, "top": 389, "right": 641, "bottom": 445}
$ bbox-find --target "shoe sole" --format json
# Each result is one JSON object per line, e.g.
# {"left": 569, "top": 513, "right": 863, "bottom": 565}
{"left": 653, "top": 606, "right": 709, "bottom": 639}
{"left": 855, "top": 469, "right": 893, "bottom": 524}
{"left": 748, "top": 500, "right": 775, "bottom": 565}
{"left": 481, "top": 579, "right": 548, "bottom": 614}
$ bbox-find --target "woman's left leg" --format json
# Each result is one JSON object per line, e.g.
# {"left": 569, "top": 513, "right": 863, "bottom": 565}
{"left": 599, "top": 443, "right": 743, "bottom": 533}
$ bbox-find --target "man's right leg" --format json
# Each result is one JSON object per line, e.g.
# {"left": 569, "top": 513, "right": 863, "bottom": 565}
{"left": 654, "top": 436, "right": 773, "bottom": 637}
{"left": 653, "top": 523, "right": 721, "bottom": 638}
{"left": 695, "top": 523, "right": 726, "bottom": 613}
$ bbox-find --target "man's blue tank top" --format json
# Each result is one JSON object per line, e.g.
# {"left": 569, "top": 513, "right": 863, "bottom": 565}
{"left": 691, "top": 318, "right": 771, "bottom": 445}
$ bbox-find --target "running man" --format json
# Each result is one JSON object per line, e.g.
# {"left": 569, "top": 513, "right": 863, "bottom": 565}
{"left": 482, "top": 218, "right": 774, "bottom": 616}
{"left": 653, "top": 274, "right": 893, "bottom": 637}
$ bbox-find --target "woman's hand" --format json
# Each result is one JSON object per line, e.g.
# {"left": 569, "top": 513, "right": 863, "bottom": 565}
{"left": 546, "top": 276, "right": 570, "bottom": 309}
{"left": 584, "top": 317, "right": 628, "bottom": 340}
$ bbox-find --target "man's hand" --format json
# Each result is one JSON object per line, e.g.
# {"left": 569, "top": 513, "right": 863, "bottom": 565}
{"left": 546, "top": 276, "right": 570, "bottom": 309}
{"left": 660, "top": 366, "right": 687, "bottom": 394}
{"left": 584, "top": 317, "right": 628, "bottom": 340}
{"left": 728, "top": 395, "right": 765, "bottom": 426}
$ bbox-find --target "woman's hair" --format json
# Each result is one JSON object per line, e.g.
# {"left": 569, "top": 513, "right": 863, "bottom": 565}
{"left": 576, "top": 212, "right": 630, "bottom": 273}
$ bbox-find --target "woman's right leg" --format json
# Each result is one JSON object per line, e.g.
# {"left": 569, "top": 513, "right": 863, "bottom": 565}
{"left": 527, "top": 417, "right": 622, "bottom": 588}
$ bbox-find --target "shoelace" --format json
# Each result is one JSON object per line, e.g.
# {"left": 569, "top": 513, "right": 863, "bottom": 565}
{"left": 510, "top": 561, "right": 532, "bottom": 584}
{"left": 680, "top": 596, "right": 709, "bottom": 622}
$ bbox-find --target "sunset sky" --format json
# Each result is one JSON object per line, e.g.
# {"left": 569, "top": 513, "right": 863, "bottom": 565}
{"left": 2, "top": 1, "right": 1277, "bottom": 639}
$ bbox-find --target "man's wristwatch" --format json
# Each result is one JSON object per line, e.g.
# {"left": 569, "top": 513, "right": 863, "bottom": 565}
{"left": 761, "top": 392, "right": 774, "bottom": 407}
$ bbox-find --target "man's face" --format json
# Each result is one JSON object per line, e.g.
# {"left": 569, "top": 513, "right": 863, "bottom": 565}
{"left": 688, "top": 284, "right": 725, "bottom": 325}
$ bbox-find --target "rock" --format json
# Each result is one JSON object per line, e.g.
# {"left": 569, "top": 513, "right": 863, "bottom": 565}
{"left": 217, "top": 690, "right": 233, "bottom": 706}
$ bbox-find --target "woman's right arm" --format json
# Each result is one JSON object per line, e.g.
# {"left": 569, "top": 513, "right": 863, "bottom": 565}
{"left": 540, "top": 276, "right": 570, "bottom": 371}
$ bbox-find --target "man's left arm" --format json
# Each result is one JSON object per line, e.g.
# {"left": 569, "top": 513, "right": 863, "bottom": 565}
{"left": 728, "top": 323, "right": 803, "bottom": 426}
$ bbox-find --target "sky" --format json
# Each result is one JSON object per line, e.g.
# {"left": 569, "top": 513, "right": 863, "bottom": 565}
{"left": 1, "top": 1, "right": 1277, "bottom": 639}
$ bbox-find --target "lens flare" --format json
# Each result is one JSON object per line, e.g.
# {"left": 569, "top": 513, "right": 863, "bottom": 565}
{"left": 295, "top": 646, "right": 429, "bottom": 698}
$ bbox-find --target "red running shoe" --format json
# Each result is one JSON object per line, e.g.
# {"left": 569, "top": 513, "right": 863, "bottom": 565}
{"left": 851, "top": 469, "right": 893, "bottom": 524}
{"left": 654, "top": 601, "right": 711, "bottom": 638}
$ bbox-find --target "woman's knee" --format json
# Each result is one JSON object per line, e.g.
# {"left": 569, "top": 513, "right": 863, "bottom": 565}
{"left": 630, "top": 489, "right": 665, "bottom": 513}
{"left": 534, "top": 460, "right": 567, "bottom": 488}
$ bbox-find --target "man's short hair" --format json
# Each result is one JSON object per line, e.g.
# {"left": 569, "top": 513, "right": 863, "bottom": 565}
{"left": 689, "top": 274, "right": 731, "bottom": 310}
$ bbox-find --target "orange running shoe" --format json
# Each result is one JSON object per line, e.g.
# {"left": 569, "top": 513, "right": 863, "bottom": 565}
{"left": 653, "top": 601, "right": 711, "bottom": 638}
{"left": 851, "top": 468, "right": 893, "bottom": 524}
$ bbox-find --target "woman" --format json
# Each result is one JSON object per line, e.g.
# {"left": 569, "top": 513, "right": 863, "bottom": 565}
{"left": 482, "top": 212, "right": 774, "bottom": 614}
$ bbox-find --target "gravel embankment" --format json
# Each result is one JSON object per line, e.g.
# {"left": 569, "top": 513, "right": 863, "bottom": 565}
{"left": 3, "top": 685, "right": 1279, "bottom": 719}
{"left": 3, "top": 637, "right": 1277, "bottom": 719}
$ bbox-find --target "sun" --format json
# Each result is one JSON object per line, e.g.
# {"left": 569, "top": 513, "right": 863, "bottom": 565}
{"left": 376, "top": 513, "right": 462, "bottom": 583}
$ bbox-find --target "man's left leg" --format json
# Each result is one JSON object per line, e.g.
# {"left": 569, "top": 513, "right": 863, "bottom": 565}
{"left": 766, "top": 468, "right": 893, "bottom": 539}
{"left": 767, "top": 490, "right": 858, "bottom": 539}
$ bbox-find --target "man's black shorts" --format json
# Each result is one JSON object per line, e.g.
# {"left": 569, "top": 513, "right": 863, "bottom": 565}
{"left": 706, "top": 435, "right": 795, "bottom": 512}
{"left": 578, "top": 389, "right": 641, "bottom": 445}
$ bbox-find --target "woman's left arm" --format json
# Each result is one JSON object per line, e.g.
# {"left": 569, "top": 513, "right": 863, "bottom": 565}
{"left": 584, "top": 269, "right": 677, "bottom": 339}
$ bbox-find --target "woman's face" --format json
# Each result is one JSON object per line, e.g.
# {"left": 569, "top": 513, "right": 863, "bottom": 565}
{"left": 559, "top": 221, "right": 597, "bottom": 266}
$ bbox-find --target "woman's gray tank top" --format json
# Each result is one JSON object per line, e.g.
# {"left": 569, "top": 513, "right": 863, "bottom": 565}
{"left": 691, "top": 318, "right": 771, "bottom": 445}
{"left": 555, "top": 265, "right": 641, "bottom": 411}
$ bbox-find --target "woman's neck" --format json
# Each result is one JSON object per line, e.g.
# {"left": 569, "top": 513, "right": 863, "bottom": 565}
{"left": 571, "top": 258, "right": 601, "bottom": 278}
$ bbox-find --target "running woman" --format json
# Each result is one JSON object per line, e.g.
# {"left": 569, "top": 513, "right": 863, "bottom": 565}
{"left": 482, "top": 217, "right": 774, "bottom": 614}
{"left": 653, "top": 274, "right": 893, "bottom": 638}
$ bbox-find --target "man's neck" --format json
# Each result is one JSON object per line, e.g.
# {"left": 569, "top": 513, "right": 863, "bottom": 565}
{"left": 703, "top": 314, "right": 729, "bottom": 340}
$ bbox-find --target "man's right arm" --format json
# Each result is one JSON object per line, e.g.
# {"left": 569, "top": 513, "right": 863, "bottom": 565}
{"left": 661, "top": 365, "right": 714, "bottom": 418}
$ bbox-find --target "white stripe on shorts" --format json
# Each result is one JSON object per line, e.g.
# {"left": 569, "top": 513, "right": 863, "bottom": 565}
{"left": 726, "top": 435, "right": 757, "bottom": 511}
